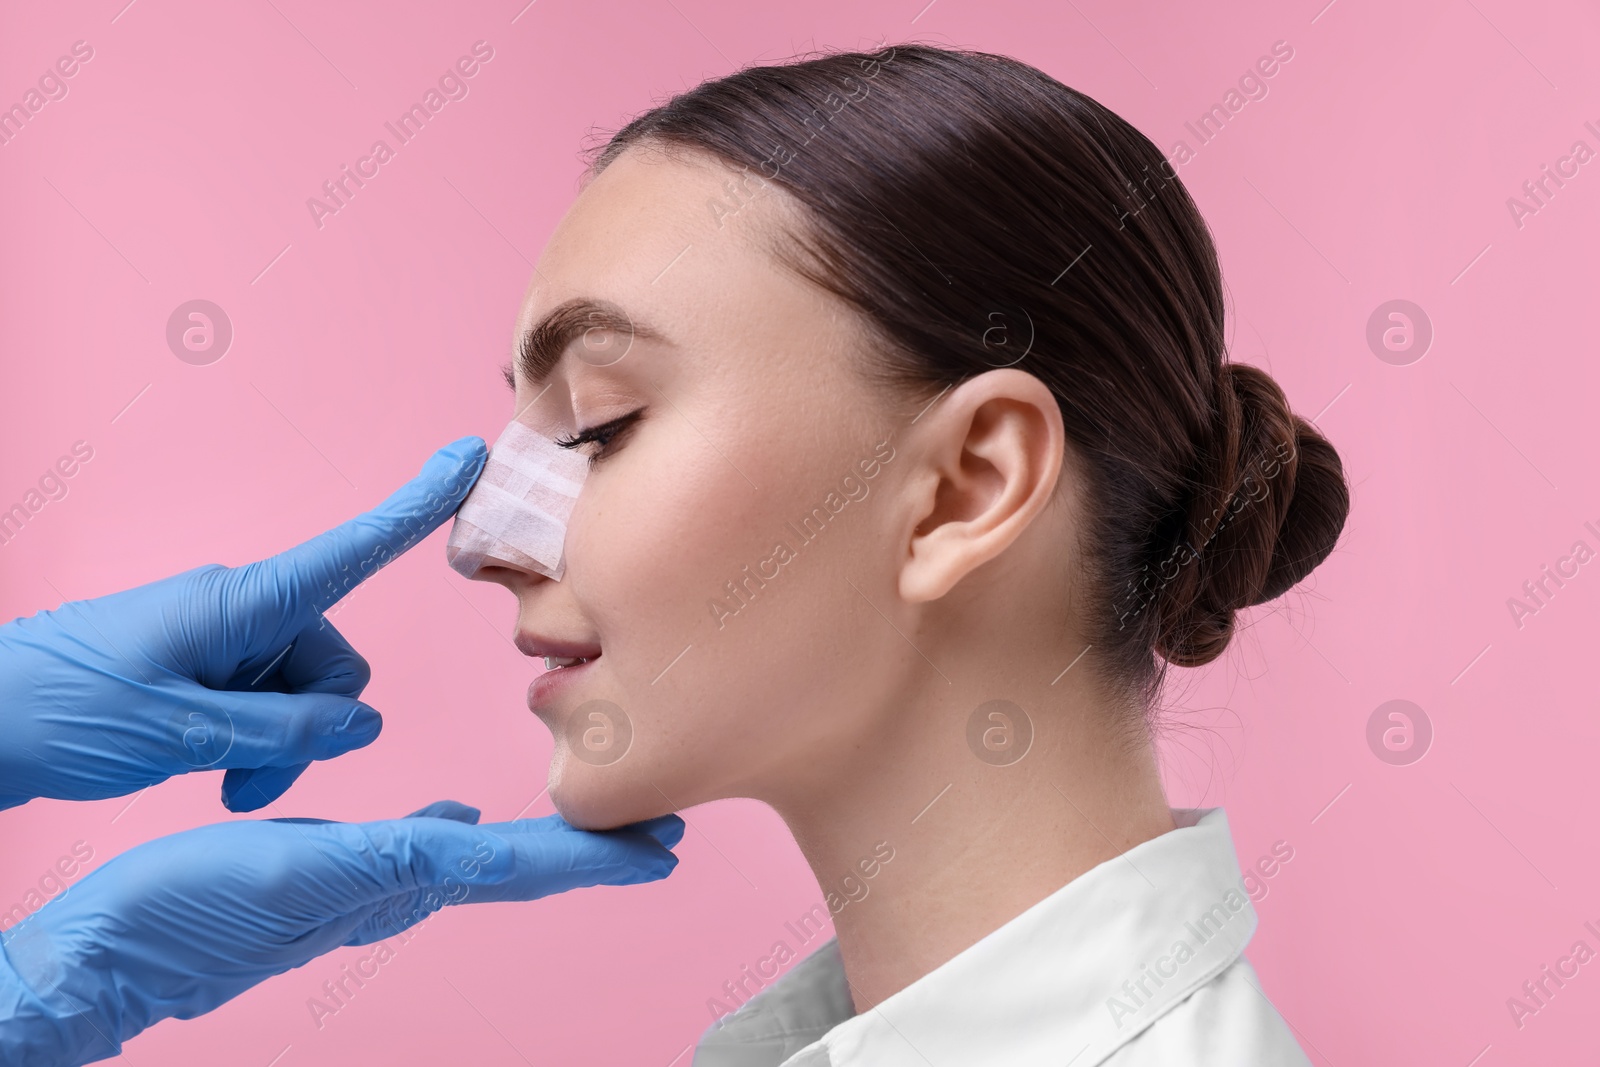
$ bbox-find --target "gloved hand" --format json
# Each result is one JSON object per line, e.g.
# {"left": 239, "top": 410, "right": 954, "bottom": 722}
{"left": 0, "top": 436, "right": 488, "bottom": 813}
{"left": 0, "top": 802, "right": 684, "bottom": 1067}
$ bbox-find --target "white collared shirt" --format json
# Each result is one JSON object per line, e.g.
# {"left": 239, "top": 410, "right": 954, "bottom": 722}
{"left": 691, "top": 808, "right": 1310, "bottom": 1067}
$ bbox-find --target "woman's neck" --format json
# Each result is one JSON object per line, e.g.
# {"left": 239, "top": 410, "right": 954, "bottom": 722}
{"left": 770, "top": 675, "right": 1175, "bottom": 1014}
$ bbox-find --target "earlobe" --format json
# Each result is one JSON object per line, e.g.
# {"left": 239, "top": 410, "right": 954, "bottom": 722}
{"left": 896, "top": 371, "right": 1065, "bottom": 604}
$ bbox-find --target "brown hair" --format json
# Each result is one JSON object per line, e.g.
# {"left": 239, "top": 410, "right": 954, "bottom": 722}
{"left": 591, "top": 44, "right": 1349, "bottom": 702}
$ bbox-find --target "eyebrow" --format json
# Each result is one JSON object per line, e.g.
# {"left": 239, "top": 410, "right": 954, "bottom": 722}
{"left": 507, "top": 297, "right": 664, "bottom": 389}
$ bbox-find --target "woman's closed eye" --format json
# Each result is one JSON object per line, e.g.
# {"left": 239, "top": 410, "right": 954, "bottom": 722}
{"left": 553, "top": 407, "right": 646, "bottom": 466}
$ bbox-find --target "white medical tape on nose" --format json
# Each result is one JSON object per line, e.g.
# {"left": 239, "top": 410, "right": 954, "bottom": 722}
{"left": 445, "top": 420, "right": 589, "bottom": 581}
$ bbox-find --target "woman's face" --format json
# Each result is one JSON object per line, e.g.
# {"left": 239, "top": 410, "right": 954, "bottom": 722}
{"left": 473, "top": 146, "right": 917, "bottom": 830}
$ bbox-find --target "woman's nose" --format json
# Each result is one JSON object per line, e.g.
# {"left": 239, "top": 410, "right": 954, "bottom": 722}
{"left": 463, "top": 557, "right": 551, "bottom": 591}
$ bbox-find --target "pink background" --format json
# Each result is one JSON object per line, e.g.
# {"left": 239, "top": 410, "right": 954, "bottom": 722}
{"left": 2, "top": 0, "right": 1597, "bottom": 1062}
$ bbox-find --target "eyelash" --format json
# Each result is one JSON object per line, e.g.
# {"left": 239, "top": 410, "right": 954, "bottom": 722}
{"left": 552, "top": 408, "right": 645, "bottom": 466}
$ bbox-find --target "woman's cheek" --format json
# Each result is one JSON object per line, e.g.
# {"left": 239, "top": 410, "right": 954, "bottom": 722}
{"left": 577, "top": 448, "right": 738, "bottom": 677}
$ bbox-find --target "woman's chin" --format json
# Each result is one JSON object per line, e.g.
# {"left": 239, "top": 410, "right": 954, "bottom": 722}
{"left": 546, "top": 758, "right": 667, "bottom": 831}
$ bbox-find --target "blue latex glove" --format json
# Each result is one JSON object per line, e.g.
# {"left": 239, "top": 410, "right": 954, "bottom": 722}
{"left": 0, "top": 437, "right": 488, "bottom": 813}
{"left": 0, "top": 802, "right": 684, "bottom": 1067}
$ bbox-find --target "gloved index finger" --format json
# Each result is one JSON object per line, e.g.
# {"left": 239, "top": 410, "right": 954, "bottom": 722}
{"left": 312, "top": 813, "right": 678, "bottom": 915}
{"left": 454, "top": 817, "right": 681, "bottom": 904}
{"left": 251, "top": 436, "right": 487, "bottom": 618}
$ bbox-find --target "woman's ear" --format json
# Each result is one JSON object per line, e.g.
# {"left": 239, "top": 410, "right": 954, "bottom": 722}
{"left": 899, "top": 369, "right": 1066, "bottom": 603}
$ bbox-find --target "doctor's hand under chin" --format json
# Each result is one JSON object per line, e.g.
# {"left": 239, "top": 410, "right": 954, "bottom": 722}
{"left": 0, "top": 436, "right": 489, "bottom": 815}
{"left": 0, "top": 801, "right": 684, "bottom": 1067}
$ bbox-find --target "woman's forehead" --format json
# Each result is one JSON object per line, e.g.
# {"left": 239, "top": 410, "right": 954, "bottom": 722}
{"left": 513, "top": 149, "right": 818, "bottom": 350}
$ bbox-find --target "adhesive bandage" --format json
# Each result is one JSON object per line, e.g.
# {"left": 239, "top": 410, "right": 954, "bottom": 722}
{"left": 445, "top": 420, "right": 589, "bottom": 581}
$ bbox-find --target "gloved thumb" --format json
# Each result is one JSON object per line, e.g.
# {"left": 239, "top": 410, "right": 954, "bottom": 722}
{"left": 403, "top": 799, "right": 482, "bottom": 823}
{"left": 222, "top": 763, "right": 311, "bottom": 812}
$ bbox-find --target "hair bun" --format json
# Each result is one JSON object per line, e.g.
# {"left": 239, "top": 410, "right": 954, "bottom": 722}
{"left": 1153, "top": 362, "right": 1350, "bottom": 667}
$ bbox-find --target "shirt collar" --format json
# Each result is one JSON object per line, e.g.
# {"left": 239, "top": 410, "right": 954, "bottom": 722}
{"left": 693, "top": 807, "right": 1258, "bottom": 1067}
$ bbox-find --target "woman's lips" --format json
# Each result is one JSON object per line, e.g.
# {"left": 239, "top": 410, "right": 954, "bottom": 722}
{"left": 527, "top": 654, "right": 600, "bottom": 711}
